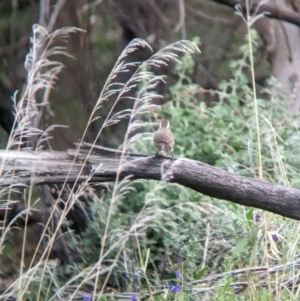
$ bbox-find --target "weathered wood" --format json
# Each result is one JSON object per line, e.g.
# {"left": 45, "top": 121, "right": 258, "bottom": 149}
{"left": 1, "top": 145, "right": 300, "bottom": 220}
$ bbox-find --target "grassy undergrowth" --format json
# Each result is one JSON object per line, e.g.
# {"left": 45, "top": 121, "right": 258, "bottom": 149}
{"left": 1, "top": 14, "right": 300, "bottom": 301}
{"left": 129, "top": 31, "right": 300, "bottom": 301}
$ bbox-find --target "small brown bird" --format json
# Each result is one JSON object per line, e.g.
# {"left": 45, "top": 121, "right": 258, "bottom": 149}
{"left": 154, "top": 119, "right": 175, "bottom": 158}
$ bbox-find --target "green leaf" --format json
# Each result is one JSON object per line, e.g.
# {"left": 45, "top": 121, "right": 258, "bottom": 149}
{"left": 246, "top": 208, "right": 254, "bottom": 221}
{"left": 194, "top": 267, "right": 206, "bottom": 280}
{"left": 232, "top": 238, "right": 248, "bottom": 257}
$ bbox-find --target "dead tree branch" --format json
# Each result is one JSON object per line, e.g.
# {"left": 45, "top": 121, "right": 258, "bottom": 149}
{"left": 211, "top": 0, "right": 300, "bottom": 28}
{"left": 1, "top": 144, "right": 300, "bottom": 220}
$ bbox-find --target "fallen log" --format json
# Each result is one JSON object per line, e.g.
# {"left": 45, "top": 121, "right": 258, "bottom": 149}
{"left": 0, "top": 144, "right": 299, "bottom": 220}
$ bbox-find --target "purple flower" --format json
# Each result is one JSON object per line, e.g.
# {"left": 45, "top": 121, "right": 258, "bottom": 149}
{"left": 271, "top": 234, "right": 278, "bottom": 242}
{"left": 178, "top": 258, "right": 183, "bottom": 264}
{"left": 130, "top": 294, "right": 138, "bottom": 301}
{"left": 83, "top": 294, "right": 92, "bottom": 301}
{"left": 169, "top": 284, "right": 181, "bottom": 293}
{"left": 175, "top": 270, "right": 182, "bottom": 279}
{"left": 254, "top": 213, "right": 261, "bottom": 222}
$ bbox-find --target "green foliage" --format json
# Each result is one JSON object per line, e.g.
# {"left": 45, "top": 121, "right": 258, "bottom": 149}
{"left": 110, "top": 31, "right": 300, "bottom": 300}
{"left": 166, "top": 36, "right": 299, "bottom": 185}
{"left": 3, "top": 25, "right": 300, "bottom": 300}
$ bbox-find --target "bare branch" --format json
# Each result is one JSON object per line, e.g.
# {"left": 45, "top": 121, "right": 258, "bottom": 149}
{"left": 211, "top": 0, "right": 300, "bottom": 27}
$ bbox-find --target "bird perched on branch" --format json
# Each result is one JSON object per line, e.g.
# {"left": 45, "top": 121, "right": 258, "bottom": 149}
{"left": 153, "top": 119, "right": 175, "bottom": 158}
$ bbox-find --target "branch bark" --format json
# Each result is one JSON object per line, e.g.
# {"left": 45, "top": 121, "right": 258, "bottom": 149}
{"left": 1, "top": 145, "right": 300, "bottom": 220}
{"left": 211, "top": 0, "right": 300, "bottom": 28}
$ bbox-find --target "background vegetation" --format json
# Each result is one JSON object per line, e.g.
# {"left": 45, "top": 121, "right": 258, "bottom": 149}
{"left": 1, "top": 0, "right": 300, "bottom": 300}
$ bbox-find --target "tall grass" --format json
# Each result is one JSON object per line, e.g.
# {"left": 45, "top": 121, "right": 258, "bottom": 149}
{"left": 0, "top": 24, "right": 200, "bottom": 301}
{"left": 1, "top": 7, "right": 300, "bottom": 301}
